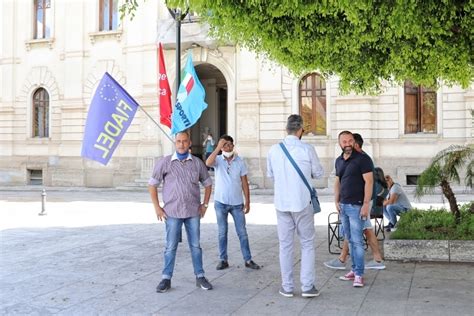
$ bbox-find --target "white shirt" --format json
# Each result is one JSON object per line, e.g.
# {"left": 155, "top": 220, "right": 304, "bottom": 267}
{"left": 213, "top": 155, "right": 248, "bottom": 205}
{"left": 267, "top": 135, "right": 324, "bottom": 212}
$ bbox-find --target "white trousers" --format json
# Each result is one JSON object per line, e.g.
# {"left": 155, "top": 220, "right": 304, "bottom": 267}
{"left": 276, "top": 205, "right": 315, "bottom": 292}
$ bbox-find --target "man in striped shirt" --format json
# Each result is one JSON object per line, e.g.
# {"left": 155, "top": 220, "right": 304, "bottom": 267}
{"left": 149, "top": 130, "right": 213, "bottom": 293}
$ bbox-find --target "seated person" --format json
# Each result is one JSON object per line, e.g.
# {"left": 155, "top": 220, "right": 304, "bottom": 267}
{"left": 373, "top": 167, "right": 389, "bottom": 217}
{"left": 383, "top": 175, "right": 412, "bottom": 231}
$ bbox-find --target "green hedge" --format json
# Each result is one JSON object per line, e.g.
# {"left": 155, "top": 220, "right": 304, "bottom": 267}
{"left": 390, "top": 202, "right": 474, "bottom": 240}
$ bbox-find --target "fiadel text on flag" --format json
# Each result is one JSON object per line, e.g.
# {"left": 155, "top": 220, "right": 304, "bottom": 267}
{"left": 158, "top": 42, "right": 172, "bottom": 128}
{"left": 81, "top": 72, "right": 139, "bottom": 165}
{"left": 170, "top": 53, "right": 208, "bottom": 135}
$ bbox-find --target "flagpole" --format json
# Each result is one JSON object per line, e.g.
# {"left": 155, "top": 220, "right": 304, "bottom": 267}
{"left": 167, "top": 5, "right": 189, "bottom": 99}
{"left": 138, "top": 106, "right": 174, "bottom": 143}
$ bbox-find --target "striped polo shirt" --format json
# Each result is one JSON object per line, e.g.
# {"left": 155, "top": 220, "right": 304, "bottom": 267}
{"left": 148, "top": 152, "right": 212, "bottom": 218}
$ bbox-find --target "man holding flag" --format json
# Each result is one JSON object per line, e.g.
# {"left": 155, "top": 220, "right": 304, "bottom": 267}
{"left": 149, "top": 130, "right": 213, "bottom": 293}
{"left": 149, "top": 51, "right": 212, "bottom": 293}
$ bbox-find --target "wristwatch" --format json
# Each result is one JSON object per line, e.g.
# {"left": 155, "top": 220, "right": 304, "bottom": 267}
{"left": 203, "top": 203, "right": 209, "bottom": 208}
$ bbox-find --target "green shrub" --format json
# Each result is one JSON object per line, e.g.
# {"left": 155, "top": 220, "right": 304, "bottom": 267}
{"left": 390, "top": 202, "right": 474, "bottom": 240}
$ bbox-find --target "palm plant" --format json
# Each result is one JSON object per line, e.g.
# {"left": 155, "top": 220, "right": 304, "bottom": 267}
{"left": 415, "top": 144, "right": 473, "bottom": 223}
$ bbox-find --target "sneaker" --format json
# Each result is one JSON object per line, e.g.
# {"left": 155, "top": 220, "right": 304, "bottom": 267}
{"left": 324, "top": 258, "right": 346, "bottom": 270}
{"left": 245, "top": 260, "right": 261, "bottom": 270}
{"left": 216, "top": 260, "right": 229, "bottom": 270}
{"left": 196, "top": 277, "right": 213, "bottom": 290}
{"left": 353, "top": 275, "right": 364, "bottom": 287}
{"left": 384, "top": 223, "right": 394, "bottom": 231}
{"left": 156, "top": 279, "right": 171, "bottom": 293}
{"left": 339, "top": 271, "right": 355, "bottom": 281}
{"left": 279, "top": 287, "right": 293, "bottom": 297}
{"left": 365, "top": 260, "right": 386, "bottom": 270}
{"left": 301, "top": 286, "right": 320, "bottom": 298}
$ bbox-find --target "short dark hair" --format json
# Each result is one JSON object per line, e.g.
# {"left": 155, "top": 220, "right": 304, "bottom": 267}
{"left": 219, "top": 134, "right": 234, "bottom": 143}
{"left": 286, "top": 114, "right": 303, "bottom": 134}
{"left": 353, "top": 133, "right": 363, "bottom": 148}
{"left": 338, "top": 130, "right": 353, "bottom": 139}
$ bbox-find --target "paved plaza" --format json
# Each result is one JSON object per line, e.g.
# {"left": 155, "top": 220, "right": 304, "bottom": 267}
{"left": 1, "top": 188, "right": 473, "bottom": 315}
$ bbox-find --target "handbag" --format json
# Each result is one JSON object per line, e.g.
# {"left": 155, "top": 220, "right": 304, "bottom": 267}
{"left": 279, "top": 143, "right": 321, "bottom": 214}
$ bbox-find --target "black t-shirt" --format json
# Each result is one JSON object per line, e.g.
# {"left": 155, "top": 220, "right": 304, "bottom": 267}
{"left": 335, "top": 150, "right": 373, "bottom": 205}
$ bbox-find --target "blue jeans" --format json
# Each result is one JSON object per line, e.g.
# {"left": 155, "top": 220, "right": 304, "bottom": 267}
{"left": 384, "top": 204, "right": 408, "bottom": 226}
{"left": 162, "top": 216, "right": 205, "bottom": 279}
{"left": 340, "top": 203, "right": 365, "bottom": 277}
{"left": 214, "top": 201, "right": 252, "bottom": 262}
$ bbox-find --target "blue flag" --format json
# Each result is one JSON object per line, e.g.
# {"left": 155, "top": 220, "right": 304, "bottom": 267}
{"left": 81, "top": 72, "right": 139, "bottom": 165}
{"left": 170, "top": 54, "right": 208, "bottom": 134}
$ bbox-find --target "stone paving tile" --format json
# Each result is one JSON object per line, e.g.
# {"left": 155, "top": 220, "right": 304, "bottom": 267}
{"left": 1, "top": 273, "right": 83, "bottom": 303}
{"left": 27, "top": 280, "right": 117, "bottom": 310}
{"left": 408, "top": 278, "right": 473, "bottom": 305}
{"left": 357, "top": 299, "right": 408, "bottom": 315}
{"left": 404, "top": 303, "right": 473, "bottom": 316}
{"left": 56, "top": 279, "right": 153, "bottom": 315}
{"left": 412, "top": 262, "right": 474, "bottom": 281}
{"left": 112, "top": 278, "right": 197, "bottom": 315}
{"left": 0, "top": 302, "right": 62, "bottom": 315}
{"left": 232, "top": 281, "right": 313, "bottom": 316}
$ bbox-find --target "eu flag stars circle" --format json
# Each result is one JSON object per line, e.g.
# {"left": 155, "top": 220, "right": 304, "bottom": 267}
{"left": 99, "top": 83, "right": 119, "bottom": 102}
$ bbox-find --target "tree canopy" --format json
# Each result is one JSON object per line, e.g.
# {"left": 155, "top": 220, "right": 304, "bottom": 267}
{"left": 125, "top": 0, "right": 474, "bottom": 93}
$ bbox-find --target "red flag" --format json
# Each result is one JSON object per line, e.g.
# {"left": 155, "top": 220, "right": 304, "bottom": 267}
{"left": 157, "top": 43, "right": 172, "bottom": 128}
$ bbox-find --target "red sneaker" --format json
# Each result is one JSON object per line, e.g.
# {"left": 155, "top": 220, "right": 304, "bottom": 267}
{"left": 353, "top": 275, "right": 364, "bottom": 287}
{"left": 339, "top": 271, "right": 355, "bottom": 281}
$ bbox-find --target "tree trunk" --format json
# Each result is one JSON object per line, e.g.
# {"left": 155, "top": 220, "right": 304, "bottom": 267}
{"left": 440, "top": 179, "right": 460, "bottom": 223}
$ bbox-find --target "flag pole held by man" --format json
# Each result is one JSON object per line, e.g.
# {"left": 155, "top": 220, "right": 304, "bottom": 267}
{"left": 81, "top": 72, "right": 139, "bottom": 165}
{"left": 170, "top": 53, "right": 208, "bottom": 135}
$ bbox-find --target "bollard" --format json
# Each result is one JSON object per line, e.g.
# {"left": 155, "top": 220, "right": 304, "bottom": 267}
{"left": 38, "top": 189, "right": 47, "bottom": 216}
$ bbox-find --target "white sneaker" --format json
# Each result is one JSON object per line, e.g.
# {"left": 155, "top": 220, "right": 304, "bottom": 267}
{"left": 365, "top": 260, "right": 386, "bottom": 270}
{"left": 279, "top": 287, "right": 294, "bottom": 297}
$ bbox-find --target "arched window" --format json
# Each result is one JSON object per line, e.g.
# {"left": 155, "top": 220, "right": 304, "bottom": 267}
{"left": 34, "top": 0, "right": 51, "bottom": 39}
{"left": 32, "top": 88, "right": 49, "bottom": 137}
{"left": 99, "top": 0, "right": 119, "bottom": 31}
{"left": 299, "top": 73, "right": 326, "bottom": 135}
{"left": 404, "top": 81, "right": 437, "bottom": 134}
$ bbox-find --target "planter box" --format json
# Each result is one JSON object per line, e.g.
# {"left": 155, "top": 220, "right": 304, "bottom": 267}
{"left": 384, "top": 239, "right": 474, "bottom": 263}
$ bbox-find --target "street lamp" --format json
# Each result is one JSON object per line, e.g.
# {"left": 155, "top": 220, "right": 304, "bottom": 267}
{"left": 166, "top": 2, "right": 189, "bottom": 99}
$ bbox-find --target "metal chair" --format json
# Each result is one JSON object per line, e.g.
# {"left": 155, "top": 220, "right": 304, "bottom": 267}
{"left": 328, "top": 211, "right": 377, "bottom": 254}
{"left": 327, "top": 212, "right": 343, "bottom": 254}
{"left": 370, "top": 213, "right": 385, "bottom": 241}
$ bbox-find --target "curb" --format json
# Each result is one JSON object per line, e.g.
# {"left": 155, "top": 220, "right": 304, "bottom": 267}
{"left": 384, "top": 239, "right": 474, "bottom": 263}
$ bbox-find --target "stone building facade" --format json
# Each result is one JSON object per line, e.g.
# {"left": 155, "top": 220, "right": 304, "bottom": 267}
{"left": 1, "top": 1, "right": 472, "bottom": 188}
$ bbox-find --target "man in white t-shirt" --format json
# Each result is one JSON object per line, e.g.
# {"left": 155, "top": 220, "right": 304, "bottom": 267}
{"left": 206, "top": 134, "right": 260, "bottom": 271}
{"left": 383, "top": 175, "right": 412, "bottom": 231}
